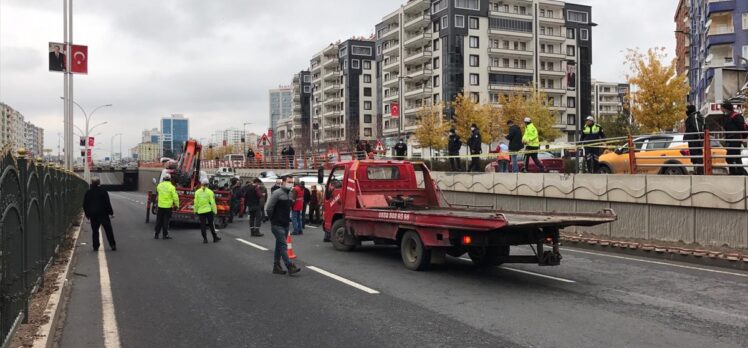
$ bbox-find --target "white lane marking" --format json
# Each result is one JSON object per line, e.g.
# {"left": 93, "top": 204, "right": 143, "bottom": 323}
{"left": 307, "top": 266, "right": 380, "bottom": 294}
{"left": 500, "top": 266, "right": 576, "bottom": 283}
{"left": 458, "top": 257, "right": 575, "bottom": 283}
{"left": 562, "top": 248, "right": 748, "bottom": 279}
{"left": 98, "top": 228, "right": 122, "bottom": 348}
{"left": 236, "top": 238, "right": 269, "bottom": 251}
{"left": 306, "top": 225, "right": 319, "bottom": 229}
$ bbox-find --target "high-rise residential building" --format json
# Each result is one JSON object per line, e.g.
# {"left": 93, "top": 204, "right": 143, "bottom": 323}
{"left": 291, "top": 71, "right": 312, "bottom": 149}
{"left": 135, "top": 142, "right": 161, "bottom": 162}
{"left": 142, "top": 128, "right": 161, "bottom": 144}
{"left": 268, "top": 87, "right": 293, "bottom": 133}
{"left": 24, "top": 121, "right": 44, "bottom": 157}
{"left": 375, "top": 0, "right": 594, "bottom": 144}
{"left": 210, "top": 128, "right": 245, "bottom": 147}
{"left": 1, "top": 103, "right": 32, "bottom": 152}
{"left": 685, "top": 0, "right": 748, "bottom": 113}
{"left": 590, "top": 80, "right": 630, "bottom": 120}
{"left": 309, "top": 39, "right": 379, "bottom": 150}
{"left": 161, "top": 114, "right": 189, "bottom": 157}
{"left": 675, "top": 0, "right": 690, "bottom": 78}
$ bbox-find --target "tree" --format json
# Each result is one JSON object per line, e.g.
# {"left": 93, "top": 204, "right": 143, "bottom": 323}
{"left": 413, "top": 102, "right": 450, "bottom": 158}
{"left": 597, "top": 113, "right": 640, "bottom": 139}
{"left": 491, "top": 91, "right": 526, "bottom": 141}
{"left": 494, "top": 83, "right": 562, "bottom": 142}
{"left": 625, "top": 48, "right": 689, "bottom": 133}
{"left": 451, "top": 93, "right": 493, "bottom": 145}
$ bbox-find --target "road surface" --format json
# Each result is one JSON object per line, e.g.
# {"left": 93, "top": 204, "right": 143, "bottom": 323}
{"left": 59, "top": 191, "right": 748, "bottom": 347}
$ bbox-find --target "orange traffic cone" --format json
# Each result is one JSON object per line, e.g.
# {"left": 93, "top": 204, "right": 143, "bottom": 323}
{"left": 287, "top": 234, "right": 297, "bottom": 259}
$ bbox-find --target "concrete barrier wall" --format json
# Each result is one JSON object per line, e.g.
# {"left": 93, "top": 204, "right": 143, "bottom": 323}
{"left": 136, "top": 168, "right": 316, "bottom": 193}
{"left": 434, "top": 172, "right": 748, "bottom": 249}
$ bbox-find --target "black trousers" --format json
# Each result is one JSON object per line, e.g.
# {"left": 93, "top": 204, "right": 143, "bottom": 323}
{"left": 248, "top": 206, "right": 262, "bottom": 232}
{"left": 309, "top": 204, "right": 321, "bottom": 223}
{"left": 469, "top": 153, "right": 482, "bottom": 172}
{"left": 90, "top": 215, "right": 115, "bottom": 249}
{"left": 525, "top": 146, "right": 545, "bottom": 173}
{"left": 726, "top": 141, "right": 746, "bottom": 175}
{"left": 449, "top": 153, "right": 462, "bottom": 171}
{"left": 688, "top": 140, "right": 704, "bottom": 174}
{"left": 155, "top": 208, "right": 172, "bottom": 236}
{"left": 198, "top": 213, "right": 218, "bottom": 241}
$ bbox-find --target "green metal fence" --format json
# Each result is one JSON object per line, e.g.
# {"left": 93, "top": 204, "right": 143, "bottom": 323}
{"left": 0, "top": 148, "right": 87, "bottom": 345}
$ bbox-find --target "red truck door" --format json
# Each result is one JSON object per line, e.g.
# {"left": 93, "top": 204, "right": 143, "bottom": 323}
{"left": 323, "top": 164, "right": 346, "bottom": 231}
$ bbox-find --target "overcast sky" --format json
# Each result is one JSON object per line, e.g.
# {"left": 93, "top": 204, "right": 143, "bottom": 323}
{"left": 0, "top": 0, "right": 677, "bottom": 156}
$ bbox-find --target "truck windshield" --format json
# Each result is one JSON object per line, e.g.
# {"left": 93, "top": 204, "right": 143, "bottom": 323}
{"left": 366, "top": 166, "right": 400, "bottom": 180}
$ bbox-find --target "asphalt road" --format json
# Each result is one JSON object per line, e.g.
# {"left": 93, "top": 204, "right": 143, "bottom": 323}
{"left": 92, "top": 172, "right": 123, "bottom": 185}
{"left": 59, "top": 191, "right": 748, "bottom": 348}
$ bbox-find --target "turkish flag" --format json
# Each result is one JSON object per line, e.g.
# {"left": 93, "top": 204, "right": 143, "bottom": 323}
{"left": 391, "top": 102, "right": 400, "bottom": 118}
{"left": 70, "top": 45, "right": 88, "bottom": 74}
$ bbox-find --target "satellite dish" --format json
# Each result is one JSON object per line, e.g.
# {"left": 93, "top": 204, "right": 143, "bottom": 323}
{"left": 705, "top": 19, "right": 712, "bottom": 28}
{"left": 705, "top": 54, "right": 713, "bottom": 63}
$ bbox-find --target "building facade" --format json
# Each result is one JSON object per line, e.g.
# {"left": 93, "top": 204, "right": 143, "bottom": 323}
{"left": 24, "top": 121, "right": 44, "bottom": 157}
{"left": 1, "top": 103, "right": 43, "bottom": 156}
{"left": 685, "top": 0, "right": 748, "bottom": 113}
{"left": 136, "top": 142, "right": 161, "bottom": 162}
{"left": 375, "top": 0, "right": 594, "bottom": 145}
{"left": 268, "top": 87, "right": 293, "bottom": 134}
{"left": 590, "top": 80, "right": 630, "bottom": 120}
{"left": 675, "top": 0, "right": 690, "bottom": 78}
{"left": 161, "top": 114, "right": 189, "bottom": 158}
{"left": 291, "top": 71, "right": 312, "bottom": 149}
{"left": 310, "top": 39, "right": 379, "bottom": 150}
{"left": 142, "top": 128, "right": 161, "bottom": 144}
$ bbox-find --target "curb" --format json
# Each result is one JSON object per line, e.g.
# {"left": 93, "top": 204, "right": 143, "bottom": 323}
{"left": 32, "top": 214, "right": 84, "bottom": 348}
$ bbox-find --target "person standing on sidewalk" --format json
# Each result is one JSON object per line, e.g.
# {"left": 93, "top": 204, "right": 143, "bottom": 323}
{"left": 265, "top": 175, "right": 301, "bottom": 275}
{"left": 290, "top": 181, "right": 304, "bottom": 235}
{"left": 83, "top": 178, "right": 116, "bottom": 251}
{"left": 505, "top": 120, "right": 523, "bottom": 173}
{"left": 447, "top": 128, "right": 463, "bottom": 171}
{"left": 309, "top": 185, "right": 323, "bottom": 224}
{"left": 194, "top": 179, "right": 221, "bottom": 244}
{"left": 467, "top": 123, "right": 483, "bottom": 172}
{"left": 522, "top": 117, "right": 545, "bottom": 173}
{"left": 244, "top": 178, "right": 265, "bottom": 237}
{"left": 155, "top": 174, "right": 179, "bottom": 240}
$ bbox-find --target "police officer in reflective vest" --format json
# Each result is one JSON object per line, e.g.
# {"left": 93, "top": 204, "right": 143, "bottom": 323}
{"left": 194, "top": 178, "right": 221, "bottom": 244}
{"left": 580, "top": 116, "right": 605, "bottom": 173}
{"left": 155, "top": 174, "right": 179, "bottom": 240}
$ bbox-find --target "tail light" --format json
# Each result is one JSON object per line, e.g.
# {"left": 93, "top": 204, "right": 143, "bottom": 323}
{"left": 680, "top": 149, "right": 690, "bottom": 157}
{"left": 462, "top": 235, "right": 473, "bottom": 245}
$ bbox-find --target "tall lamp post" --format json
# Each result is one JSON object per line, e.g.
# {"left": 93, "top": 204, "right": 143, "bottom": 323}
{"left": 111, "top": 133, "right": 122, "bottom": 164}
{"left": 62, "top": 97, "right": 112, "bottom": 182}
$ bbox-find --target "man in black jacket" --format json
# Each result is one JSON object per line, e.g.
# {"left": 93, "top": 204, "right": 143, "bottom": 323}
{"left": 467, "top": 123, "right": 482, "bottom": 172}
{"left": 244, "top": 179, "right": 265, "bottom": 237}
{"left": 301, "top": 181, "right": 311, "bottom": 227}
{"left": 720, "top": 101, "right": 747, "bottom": 175}
{"left": 394, "top": 139, "right": 408, "bottom": 160}
{"left": 82, "top": 178, "right": 116, "bottom": 251}
{"left": 447, "top": 128, "right": 463, "bottom": 171}
{"left": 266, "top": 175, "right": 301, "bottom": 275}
{"left": 684, "top": 105, "right": 704, "bottom": 175}
{"left": 505, "top": 120, "right": 523, "bottom": 173}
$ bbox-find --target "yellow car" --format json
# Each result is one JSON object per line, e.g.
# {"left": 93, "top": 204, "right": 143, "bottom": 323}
{"left": 597, "top": 134, "right": 728, "bottom": 175}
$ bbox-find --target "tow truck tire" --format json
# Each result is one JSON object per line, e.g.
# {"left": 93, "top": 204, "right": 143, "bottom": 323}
{"left": 400, "top": 231, "right": 431, "bottom": 271}
{"left": 331, "top": 219, "right": 355, "bottom": 252}
{"left": 468, "top": 245, "right": 510, "bottom": 267}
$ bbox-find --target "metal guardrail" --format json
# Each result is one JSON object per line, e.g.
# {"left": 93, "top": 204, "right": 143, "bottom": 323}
{"left": 0, "top": 148, "right": 88, "bottom": 346}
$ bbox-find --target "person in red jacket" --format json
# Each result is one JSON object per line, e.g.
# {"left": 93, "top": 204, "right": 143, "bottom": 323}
{"left": 290, "top": 181, "right": 304, "bottom": 235}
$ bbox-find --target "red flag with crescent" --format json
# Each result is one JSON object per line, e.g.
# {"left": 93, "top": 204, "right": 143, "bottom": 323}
{"left": 391, "top": 102, "right": 399, "bottom": 118}
{"left": 70, "top": 45, "right": 88, "bottom": 74}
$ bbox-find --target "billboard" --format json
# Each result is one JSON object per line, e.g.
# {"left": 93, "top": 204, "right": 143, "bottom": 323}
{"left": 566, "top": 62, "right": 577, "bottom": 91}
{"left": 49, "top": 42, "right": 66, "bottom": 72}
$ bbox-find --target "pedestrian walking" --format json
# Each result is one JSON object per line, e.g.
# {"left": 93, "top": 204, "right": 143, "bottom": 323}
{"left": 580, "top": 116, "right": 605, "bottom": 173}
{"left": 684, "top": 105, "right": 705, "bottom": 175}
{"left": 271, "top": 178, "right": 282, "bottom": 193}
{"left": 245, "top": 178, "right": 266, "bottom": 237}
{"left": 265, "top": 175, "right": 301, "bottom": 275}
{"left": 447, "top": 128, "right": 463, "bottom": 171}
{"left": 522, "top": 117, "right": 545, "bottom": 173}
{"left": 290, "top": 181, "right": 304, "bottom": 235}
{"left": 194, "top": 179, "right": 221, "bottom": 244}
{"left": 468, "top": 123, "right": 483, "bottom": 172}
{"left": 505, "top": 120, "right": 523, "bottom": 173}
{"left": 83, "top": 177, "right": 116, "bottom": 251}
{"left": 394, "top": 139, "right": 408, "bottom": 160}
{"left": 154, "top": 174, "right": 179, "bottom": 240}
{"left": 309, "top": 185, "right": 322, "bottom": 225}
{"left": 302, "top": 181, "right": 311, "bottom": 228}
{"left": 720, "top": 101, "right": 747, "bottom": 175}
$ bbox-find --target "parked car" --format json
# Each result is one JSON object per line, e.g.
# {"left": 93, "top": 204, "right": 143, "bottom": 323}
{"left": 488, "top": 152, "right": 564, "bottom": 173}
{"left": 257, "top": 171, "right": 279, "bottom": 184}
{"left": 597, "top": 134, "right": 728, "bottom": 175}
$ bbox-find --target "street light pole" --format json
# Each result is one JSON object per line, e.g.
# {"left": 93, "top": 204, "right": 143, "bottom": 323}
{"left": 62, "top": 97, "right": 112, "bottom": 182}
{"left": 243, "top": 122, "right": 253, "bottom": 156}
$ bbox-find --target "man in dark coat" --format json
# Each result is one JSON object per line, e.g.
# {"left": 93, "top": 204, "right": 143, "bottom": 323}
{"left": 467, "top": 123, "right": 482, "bottom": 172}
{"left": 49, "top": 45, "right": 66, "bottom": 71}
{"left": 83, "top": 178, "right": 116, "bottom": 251}
{"left": 447, "top": 128, "right": 463, "bottom": 171}
{"left": 394, "top": 139, "right": 408, "bottom": 160}
{"left": 720, "top": 101, "right": 747, "bottom": 175}
{"left": 684, "top": 105, "right": 704, "bottom": 175}
{"left": 505, "top": 120, "right": 523, "bottom": 173}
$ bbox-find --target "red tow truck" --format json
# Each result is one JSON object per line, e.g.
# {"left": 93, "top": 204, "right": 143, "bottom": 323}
{"left": 322, "top": 160, "right": 617, "bottom": 271}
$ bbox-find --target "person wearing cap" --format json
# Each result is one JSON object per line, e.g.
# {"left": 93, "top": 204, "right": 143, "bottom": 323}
{"left": 467, "top": 123, "right": 483, "bottom": 172}
{"left": 505, "top": 120, "right": 523, "bottom": 173}
{"left": 154, "top": 174, "right": 179, "bottom": 239}
{"left": 83, "top": 177, "right": 116, "bottom": 251}
{"left": 394, "top": 138, "right": 408, "bottom": 160}
{"left": 521, "top": 117, "right": 545, "bottom": 173}
{"left": 684, "top": 105, "right": 705, "bottom": 175}
{"left": 720, "top": 101, "right": 747, "bottom": 175}
{"left": 447, "top": 128, "right": 463, "bottom": 171}
{"left": 194, "top": 178, "right": 221, "bottom": 243}
{"left": 580, "top": 116, "right": 605, "bottom": 173}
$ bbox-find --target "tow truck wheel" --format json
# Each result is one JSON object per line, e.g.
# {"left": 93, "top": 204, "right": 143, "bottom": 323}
{"left": 468, "top": 245, "right": 509, "bottom": 268}
{"left": 400, "top": 231, "right": 431, "bottom": 271}
{"left": 331, "top": 219, "right": 355, "bottom": 252}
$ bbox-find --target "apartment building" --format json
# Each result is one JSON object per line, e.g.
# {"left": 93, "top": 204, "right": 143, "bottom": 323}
{"left": 291, "top": 71, "right": 312, "bottom": 148}
{"left": 375, "top": 0, "right": 594, "bottom": 144}
{"left": 685, "top": 0, "right": 748, "bottom": 112}
{"left": 675, "top": 0, "right": 690, "bottom": 78}
{"left": 1, "top": 103, "right": 40, "bottom": 153}
{"left": 310, "top": 39, "right": 379, "bottom": 150}
{"left": 590, "top": 80, "right": 630, "bottom": 119}
{"left": 24, "top": 121, "right": 44, "bottom": 157}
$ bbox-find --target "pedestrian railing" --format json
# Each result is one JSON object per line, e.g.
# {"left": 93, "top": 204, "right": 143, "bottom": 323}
{"left": 0, "top": 148, "right": 88, "bottom": 346}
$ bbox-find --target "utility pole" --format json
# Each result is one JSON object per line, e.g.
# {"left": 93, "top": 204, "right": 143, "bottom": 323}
{"left": 62, "top": 97, "right": 111, "bottom": 182}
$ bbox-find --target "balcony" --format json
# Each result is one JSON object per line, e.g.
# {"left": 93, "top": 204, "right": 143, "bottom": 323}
{"left": 706, "top": 33, "right": 736, "bottom": 48}
{"left": 383, "top": 57, "right": 401, "bottom": 72}
{"left": 323, "top": 69, "right": 341, "bottom": 82}
{"left": 404, "top": 85, "right": 432, "bottom": 99}
{"left": 707, "top": 0, "right": 735, "bottom": 17}
{"left": 538, "top": 49, "right": 566, "bottom": 59}
{"left": 538, "top": 31, "right": 567, "bottom": 43}
{"left": 322, "top": 96, "right": 341, "bottom": 106}
{"left": 489, "top": 7, "right": 532, "bottom": 20}
{"left": 383, "top": 92, "right": 399, "bottom": 103}
{"left": 403, "top": 31, "right": 432, "bottom": 48}
{"left": 404, "top": 0, "right": 430, "bottom": 15}
{"left": 383, "top": 75, "right": 399, "bottom": 88}
{"left": 403, "top": 49, "right": 432, "bottom": 65}
{"left": 322, "top": 44, "right": 338, "bottom": 56}
{"left": 323, "top": 83, "right": 340, "bottom": 93}
{"left": 489, "top": 28, "right": 533, "bottom": 39}
{"left": 489, "top": 82, "right": 530, "bottom": 92}
{"left": 383, "top": 41, "right": 400, "bottom": 56}
{"left": 380, "top": 25, "right": 400, "bottom": 41}
{"left": 488, "top": 65, "right": 534, "bottom": 75}
{"left": 489, "top": 46, "right": 534, "bottom": 57}
{"left": 404, "top": 14, "right": 430, "bottom": 30}
{"left": 406, "top": 67, "right": 432, "bottom": 81}
{"left": 322, "top": 57, "right": 339, "bottom": 68}
{"left": 538, "top": 67, "right": 565, "bottom": 77}
{"left": 540, "top": 86, "right": 567, "bottom": 95}
{"left": 538, "top": 13, "right": 565, "bottom": 24}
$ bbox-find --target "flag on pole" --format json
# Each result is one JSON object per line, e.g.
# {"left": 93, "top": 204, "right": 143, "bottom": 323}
{"left": 391, "top": 102, "right": 400, "bottom": 118}
{"left": 70, "top": 44, "right": 88, "bottom": 74}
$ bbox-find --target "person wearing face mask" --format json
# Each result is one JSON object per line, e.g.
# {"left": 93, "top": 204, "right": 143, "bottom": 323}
{"left": 394, "top": 139, "right": 408, "bottom": 160}
{"left": 467, "top": 123, "right": 483, "bottom": 172}
{"left": 265, "top": 175, "right": 301, "bottom": 275}
{"left": 447, "top": 128, "right": 463, "bottom": 171}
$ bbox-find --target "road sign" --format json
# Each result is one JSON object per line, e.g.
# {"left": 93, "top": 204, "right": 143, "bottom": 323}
{"left": 257, "top": 134, "right": 272, "bottom": 148}
{"left": 375, "top": 139, "right": 384, "bottom": 152}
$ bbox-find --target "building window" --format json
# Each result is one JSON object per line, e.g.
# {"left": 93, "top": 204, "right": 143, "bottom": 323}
{"left": 364, "top": 74, "right": 372, "bottom": 83}
{"left": 469, "top": 36, "right": 479, "bottom": 48}
{"left": 304, "top": 86, "right": 311, "bottom": 93}
{"left": 567, "top": 28, "right": 575, "bottom": 39}
{"left": 364, "top": 87, "right": 372, "bottom": 97}
{"left": 469, "top": 73, "right": 479, "bottom": 86}
{"left": 744, "top": 46, "right": 748, "bottom": 61}
{"left": 376, "top": 45, "right": 382, "bottom": 55}
{"left": 364, "top": 101, "right": 372, "bottom": 110}
{"left": 352, "top": 45, "right": 372, "bottom": 56}
{"left": 567, "top": 114, "right": 576, "bottom": 125}
{"left": 441, "top": 15, "right": 448, "bottom": 29}
{"left": 432, "top": 0, "right": 447, "bottom": 14}
{"left": 364, "top": 128, "right": 372, "bottom": 137}
{"left": 364, "top": 61, "right": 371, "bottom": 70}
{"left": 567, "top": 10, "right": 589, "bottom": 24}
{"left": 434, "top": 38, "right": 440, "bottom": 50}
{"left": 364, "top": 114, "right": 372, "bottom": 123}
{"left": 352, "top": 59, "right": 360, "bottom": 69}
{"left": 470, "top": 92, "right": 479, "bottom": 103}
{"left": 304, "top": 75, "right": 311, "bottom": 83}
{"left": 469, "top": 17, "right": 479, "bottom": 29}
{"left": 567, "top": 97, "right": 576, "bottom": 108}
{"left": 580, "top": 29, "right": 589, "bottom": 41}
{"left": 434, "top": 93, "right": 440, "bottom": 101}
{"left": 455, "top": 15, "right": 465, "bottom": 28}
{"left": 434, "top": 75, "right": 440, "bottom": 87}
{"left": 343, "top": 60, "right": 348, "bottom": 69}
{"left": 455, "top": 0, "right": 479, "bottom": 10}
{"left": 469, "top": 55, "right": 479, "bottom": 67}
{"left": 434, "top": 57, "right": 440, "bottom": 69}
{"left": 434, "top": 21, "right": 441, "bottom": 32}
{"left": 566, "top": 45, "right": 576, "bottom": 56}
{"left": 339, "top": 47, "right": 347, "bottom": 57}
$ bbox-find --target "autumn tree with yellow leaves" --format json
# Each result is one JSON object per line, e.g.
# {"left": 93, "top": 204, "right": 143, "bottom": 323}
{"left": 493, "top": 83, "right": 561, "bottom": 142}
{"left": 451, "top": 93, "right": 494, "bottom": 146}
{"left": 413, "top": 102, "right": 450, "bottom": 158}
{"left": 625, "top": 48, "right": 689, "bottom": 132}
